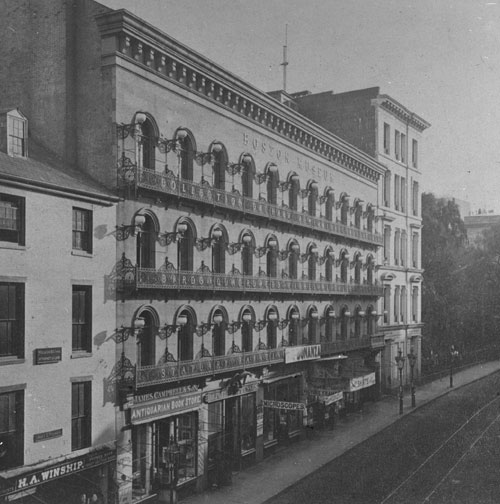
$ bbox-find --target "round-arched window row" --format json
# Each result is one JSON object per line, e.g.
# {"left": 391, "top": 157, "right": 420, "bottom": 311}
{"left": 131, "top": 303, "right": 379, "bottom": 366}
{"left": 128, "top": 114, "right": 375, "bottom": 225}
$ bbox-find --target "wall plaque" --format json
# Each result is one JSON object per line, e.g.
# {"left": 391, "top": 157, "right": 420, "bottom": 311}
{"left": 33, "top": 429, "right": 63, "bottom": 443}
{"left": 34, "top": 347, "right": 62, "bottom": 365}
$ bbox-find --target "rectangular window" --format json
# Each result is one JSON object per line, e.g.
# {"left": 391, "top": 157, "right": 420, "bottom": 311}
{"left": 394, "top": 175, "right": 400, "bottom": 211}
{"left": 0, "top": 194, "right": 25, "bottom": 245}
{"left": 72, "top": 286, "right": 92, "bottom": 353}
{"left": 0, "top": 283, "right": 24, "bottom": 358}
{"left": 412, "top": 181, "right": 419, "bottom": 216}
{"left": 384, "top": 226, "right": 391, "bottom": 263}
{"left": 72, "top": 208, "right": 92, "bottom": 253}
{"left": 401, "top": 133, "right": 407, "bottom": 163}
{"left": 401, "top": 177, "right": 406, "bottom": 213}
{"left": 412, "top": 139, "right": 418, "bottom": 167}
{"left": 8, "top": 116, "right": 27, "bottom": 158}
{"left": 383, "top": 171, "right": 391, "bottom": 207}
{"left": 383, "top": 287, "right": 390, "bottom": 324}
{"left": 394, "top": 229, "right": 400, "bottom": 265}
{"left": 0, "top": 389, "right": 24, "bottom": 470}
{"left": 71, "top": 381, "right": 91, "bottom": 451}
{"left": 412, "top": 233, "right": 419, "bottom": 268}
{"left": 395, "top": 130, "right": 400, "bottom": 160}
{"left": 412, "top": 287, "right": 419, "bottom": 322}
{"left": 401, "top": 232, "right": 407, "bottom": 267}
{"left": 394, "top": 287, "right": 400, "bottom": 323}
{"left": 383, "top": 123, "right": 390, "bottom": 154}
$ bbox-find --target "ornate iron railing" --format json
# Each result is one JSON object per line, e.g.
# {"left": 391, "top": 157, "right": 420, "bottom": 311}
{"left": 321, "top": 337, "right": 372, "bottom": 355}
{"left": 136, "top": 348, "right": 285, "bottom": 387}
{"left": 133, "top": 268, "right": 383, "bottom": 296}
{"left": 122, "top": 168, "right": 382, "bottom": 246}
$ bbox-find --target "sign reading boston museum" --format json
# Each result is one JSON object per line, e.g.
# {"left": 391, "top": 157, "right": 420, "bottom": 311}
{"left": 130, "top": 393, "right": 202, "bottom": 424}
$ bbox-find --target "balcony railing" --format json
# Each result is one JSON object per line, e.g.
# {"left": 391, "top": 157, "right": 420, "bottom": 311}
{"left": 123, "top": 168, "right": 382, "bottom": 246}
{"left": 321, "top": 337, "right": 372, "bottom": 355}
{"left": 132, "top": 268, "right": 383, "bottom": 296}
{"left": 136, "top": 348, "right": 285, "bottom": 387}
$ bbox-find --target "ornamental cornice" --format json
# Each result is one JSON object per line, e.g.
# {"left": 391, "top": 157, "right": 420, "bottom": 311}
{"left": 377, "top": 96, "right": 430, "bottom": 132}
{"left": 96, "top": 9, "right": 385, "bottom": 184}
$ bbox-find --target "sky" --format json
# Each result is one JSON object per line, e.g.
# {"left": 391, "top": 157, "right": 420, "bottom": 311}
{"left": 101, "top": 0, "right": 500, "bottom": 215}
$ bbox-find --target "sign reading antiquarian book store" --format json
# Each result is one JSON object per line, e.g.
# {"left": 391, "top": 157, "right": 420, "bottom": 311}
{"left": 130, "top": 392, "right": 202, "bottom": 424}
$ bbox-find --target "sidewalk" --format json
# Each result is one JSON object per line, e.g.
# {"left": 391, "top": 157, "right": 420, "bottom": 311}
{"left": 180, "top": 360, "right": 500, "bottom": 504}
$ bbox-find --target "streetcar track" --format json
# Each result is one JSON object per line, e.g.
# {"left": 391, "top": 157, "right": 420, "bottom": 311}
{"left": 380, "top": 393, "right": 500, "bottom": 504}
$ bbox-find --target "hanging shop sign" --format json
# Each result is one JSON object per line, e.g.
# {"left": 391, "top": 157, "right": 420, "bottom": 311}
{"left": 203, "top": 382, "right": 259, "bottom": 403}
{"left": 308, "top": 389, "right": 344, "bottom": 406}
{"left": 130, "top": 392, "right": 202, "bottom": 424}
{"left": 133, "top": 384, "right": 199, "bottom": 404}
{"left": 284, "top": 344, "right": 321, "bottom": 364}
{"left": 1, "top": 448, "right": 115, "bottom": 497}
{"left": 347, "top": 372, "right": 376, "bottom": 392}
{"left": 263, "top": 400, "right": 306, "bottom": 411}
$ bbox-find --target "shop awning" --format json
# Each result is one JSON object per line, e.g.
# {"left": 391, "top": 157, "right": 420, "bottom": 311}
{"left": 341, "top": 369, "right": 376, "bottom": 392}
{"left": 262, "top": 372, "right": 302, "bottom": 384}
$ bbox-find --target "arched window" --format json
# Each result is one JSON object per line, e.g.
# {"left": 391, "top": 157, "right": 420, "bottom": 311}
{"left": 354, "top": 306, "right": 362, "bottom": 338}
{"left": 324, "top": 189, "right": 334, "bottom": 221}
{"left": 288, "top": 242, "right": 299, "bottom": 279}
{"left": 340, "top": 306, "right": 350, "bottom": 340}
{"left": 367, "top": 306, "right": 375, "bottom": 336}
{"left": 266, "top": 308, "right": 278, "bottom": 349}
{"left": 138, "top": 117, "right": 156, "bottom": 170}
{"left": 307, "top": 182, "right": 318, "bottom": 217}
{"left": 212, "top": 310, "right": 226, "bottom": 356}
{"left": 324, "top": 306, "right": 335, "bottom": 342}
{"left": 241, "top": 232, "right": 254, "bottom": 276}
{"left": 366, "top": 205, "right": 374, "bottom": 233}
{"left": 136, "top": 214, "right": 156, "bottom": 269}
{"left": 308, "top": 244, "right": 317, "bottom": 281}
{"left": 354, "top": 253, "right": 362, "bottom": 284}
{"left": 179, "top": 132, "right": 195, "bottom": 181}
{"left": 307, "top": 307, "right": 319, "bottom": 344}
{"left": 354, "top": 201, "right": 362, "bottom": 229}
{"left": 289, "top": 175, "right": 299, "bottom": 210}
{"left": 137, "top": 310, "right": 157, "bottom": 367}
{"left": 241, "top": 156, "right": 254, "bottom": 198}
{"left": 212, "top": 227, "right": 226, "bottom": 274}
{"left": 266, "top": 165, "right": 279, "bottom": 205}
{"left": 241, "top": 308, "right": 254, "bottom": 352}
{"left": 266, "top": 236, "right": 278, "bottom": 278}
{"left": 366, "top": 255, "right": 374, "bottom": 285}
{"left": 288, "top": 308, "right": 300, "bottom": 346}
{"left": 177, "top": 310, "right": 194, "bottom": 361}
{"left": 324, "top": 249, "right": 334, "bottom": 282}
{"left": 178, "top": 220, "right": 195, "bottom": 271}
{"left": 212, "top": 144, "right": 227, "bottom": 190}
{"left": 340, "top": 250, "right": 349, "bottom": 283}
{"left": 340, "top": 195, "right": 349, "bottom": 225}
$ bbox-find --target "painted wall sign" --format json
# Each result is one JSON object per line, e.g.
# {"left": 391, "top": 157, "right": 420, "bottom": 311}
{"left": 133, "top": 384, "right": 199, "bottom": 404}
{"left": 33, "top": 429, "right": 63, "bottom": 443}
{"left": 34, "top": 347, "right": 62, "bottom": 365}
{"left": 0, "top": 448, "right": 115, "bottom": 497}
{"left": 348, "top": 372, "right": 376, "bottom": 392}
{"left": 263, "top": 400, "right": 306, "bottom": 411}
{"left": 285, "top": 344, "right": 321, "bottom": 364}
{"left": 130, "top": 392, "right": 202, "bottom": 424}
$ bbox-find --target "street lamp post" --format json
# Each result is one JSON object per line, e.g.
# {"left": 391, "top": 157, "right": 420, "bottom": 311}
{"left": 407, "top": 348, "right": 417, "bottom": 408}
{"left": 166, "top": 436, "right": 180, "bottom": 504}
{"left": 395, "top": 348, "right": 405, "bottom": 415}
{"left": 450, "top": 345, "right": 459, "bottom": 388}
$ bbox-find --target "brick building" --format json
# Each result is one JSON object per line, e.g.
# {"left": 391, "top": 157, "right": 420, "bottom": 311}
{"left": 0, "top": 3, "right": 411, "bottom": 503}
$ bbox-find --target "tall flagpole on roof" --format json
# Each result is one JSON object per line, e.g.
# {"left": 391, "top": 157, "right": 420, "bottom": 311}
{"left": 280, "top": 24, "right": 289, "bottom": 92}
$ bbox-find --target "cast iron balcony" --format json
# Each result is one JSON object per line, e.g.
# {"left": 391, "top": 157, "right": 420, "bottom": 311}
{"left": 119, "top": 167, "right": 383, "bottom": 247}
{"left": 136, "top": 348, "right": 285, "bottom": 387}
{"left": 129, "top": 268, "right": 383, "bottom": 297}
{"left": 321, "top": 337, "right": 372, "bottom": 355}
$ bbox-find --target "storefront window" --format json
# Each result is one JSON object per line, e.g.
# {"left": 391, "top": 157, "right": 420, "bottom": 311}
{"left": 132, "top": 424, "right": 150, "bottom": 500}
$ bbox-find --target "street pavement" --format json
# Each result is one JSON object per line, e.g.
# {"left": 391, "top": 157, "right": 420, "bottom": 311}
{"left": 180, "top": 361, "right": 500, "bottom": 504}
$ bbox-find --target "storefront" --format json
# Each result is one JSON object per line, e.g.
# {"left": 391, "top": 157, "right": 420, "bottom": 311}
{"left": 0, "top": 446, "right": 115, "bottom": 504}
{"left": 262, "top": 373, "right": 304, "bottom": 452}
{"left": 307, "top": 389, "right": 344, "bottom": 430}
{"left": 343, "top": 369, "right": 376, "bottom": 412}
{"left": 203, "top": 380, "right": 259, "bottom": 486}
{"left": 129, "top": 388, "right": 203, "bottom": 502}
